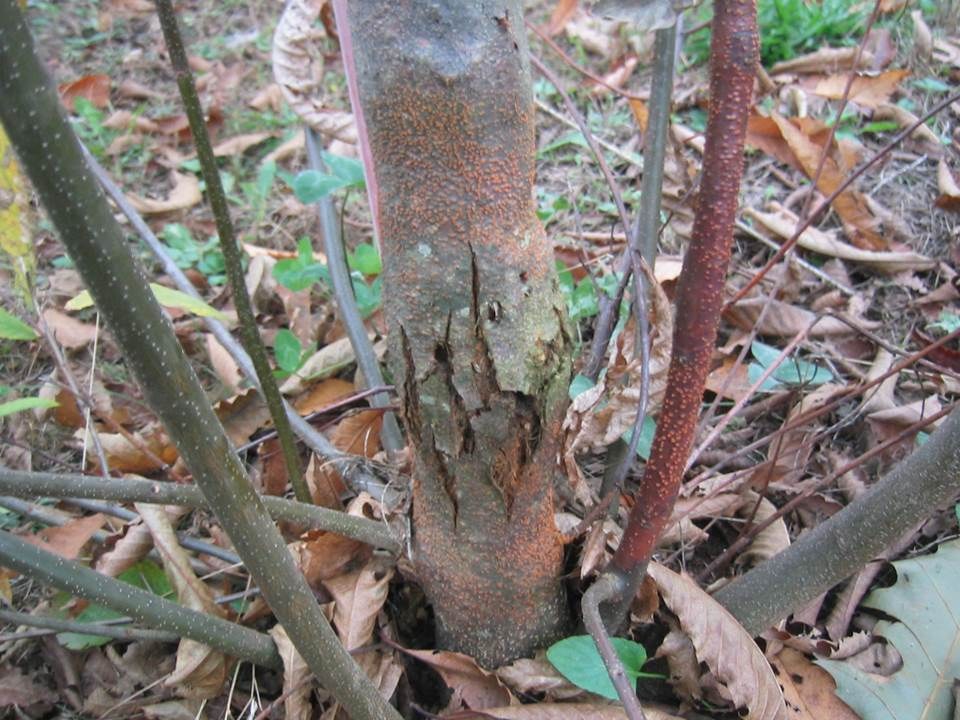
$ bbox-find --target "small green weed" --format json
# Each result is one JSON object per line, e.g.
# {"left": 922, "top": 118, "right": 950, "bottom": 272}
{"left": 160, "top": 223, "right": 229, "bottom": 285}
{"left": 70, "top": 97, "right": 117, "bottom": 158}
{"left": 272, "top": 237, "right": 382, "bottom": 319}
{"left": 0, "top": 308, "right": 58, "bottom": 417}
{"left": 54, "top": 560, "right": 172, "bottom": 650}
{"left": 291, "top": 152, "right": 365, "bottom": 202}
{"left": 556, "top": 260, "right": 619, "bottom": 324}
{"left": 927, "top": 310, "right": 960, "bottom": 335}
{"left": 748, "top": 340, "right": 834, "bottom": 391}
{"left": 547, "top": 635, "right": 661, "bottom": 700}
{"left": 273, "top": 328, "right": 316, "bottom": 380}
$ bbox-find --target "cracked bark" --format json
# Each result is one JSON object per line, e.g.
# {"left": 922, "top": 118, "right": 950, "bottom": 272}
{"left": 346, "top": 0, "right": 572, "bottom": 666}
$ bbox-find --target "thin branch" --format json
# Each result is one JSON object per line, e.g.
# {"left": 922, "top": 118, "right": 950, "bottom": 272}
{"left": 81, "top": 146, "right": 392, "bottom": 499}
{"left": 685, "top": 327, "right": 960, "bottom": 492}
{"left": 65, "top": 497, "right": 242, "bottom": 565}
{"left": 526, "top": 19, "right": 648, "bottom": 101}
{"left": 798, "top": 0, "right": 883, "bottom": 221}
{"left": 0, "top": 608, "right": 180, "bottom": 645}
{"left": 153, "top": 0, "right": 306, "bottom": 503}
{"left": 0, "top": 7, "right": 402, "bottom": 714}
{"left": 734, "top": 218, "right": 855, "bottom": 295}
{"left": 635, "top": 25, "right": 677, "bottom": 266}
{"left": 581, "top": 573, "right": 647, "bottom": 720}
{"left": 728, "top": 88, "right": 960, "bottom": 307}
{"left": 0, "top": 530, "right": 281, "bottom": 669}
{"left": 534, "top": 99, "right": 643, "bottom": 169}
{"left": 0, "top": 469, "right": 399, "bottom": 552}
{"left": 0, "top": 497, "right": 109, "bottom": 545}
{"left": 35, "top": 311, "right": 111, "bottom": 475}
{"left": 304, "top": 127, "right": 403, "bottom": 454}
{"left": 529, "top": 53, "right": 631, "bottom": 237}
{"left": 582, "top": 24, "right": 676, "bottom": 381}
{"left": 687, "top": 318, "right": 818, "bottom": 472}
{"left": 718, "top": 404, "right": 960, "bottom": 635}
{"left": 700, "top": 401, "right": 955, "bottom": 582}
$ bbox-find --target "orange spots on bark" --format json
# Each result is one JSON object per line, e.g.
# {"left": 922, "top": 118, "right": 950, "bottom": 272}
{"left": 612, "top": 0, "right": 758, "bottom": 573}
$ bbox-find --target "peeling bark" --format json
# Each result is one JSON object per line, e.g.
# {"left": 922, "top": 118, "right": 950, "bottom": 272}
{"left": 346, "top": 0, "right": 572, "bottom": 666}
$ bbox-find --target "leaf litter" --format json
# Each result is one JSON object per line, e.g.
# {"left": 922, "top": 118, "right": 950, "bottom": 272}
{"left": 1, "top": 0, "right": 958, "bottom": 717}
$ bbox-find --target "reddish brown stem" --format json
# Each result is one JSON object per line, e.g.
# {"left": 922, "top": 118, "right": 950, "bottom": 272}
{"left": 610, "top": 0, "right": 758, "bottom": 577}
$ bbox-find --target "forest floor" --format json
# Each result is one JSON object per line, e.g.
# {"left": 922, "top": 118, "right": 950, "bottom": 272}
{"left": 1, "top": 0, "right": 959, "bottom": 718}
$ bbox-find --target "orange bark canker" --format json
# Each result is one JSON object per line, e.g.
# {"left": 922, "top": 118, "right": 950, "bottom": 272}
{"left": 347, "top": 0, "right": 572, "bottom": 666}
{"left": 611, "top": 0, "right": 759, "bottom": 573}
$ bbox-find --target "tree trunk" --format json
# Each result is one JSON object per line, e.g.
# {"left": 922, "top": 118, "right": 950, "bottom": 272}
{"left": 344, "top": 0, "right": 572, "bottom": 666}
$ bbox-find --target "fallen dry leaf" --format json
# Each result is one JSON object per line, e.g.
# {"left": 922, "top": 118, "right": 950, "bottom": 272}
{"left": 564, "top": 263, "right": 672, "bottom": 456}
{"left": 771, "top": 648, "right": 859, "bottom": 719}
{"left": 296, "top": 528, "right": 368, "bottom": 588}
{"left": 661, "top": 493, "right": 745, "bottom": 547}
{"left": 269, "top": 625, "right": 313, "bottom": 720}
{"left": 249, "top": 83, "right": 284, "bottom": 112}
{"left": 103, "top": 109, "right": 160, "bottom": 133}
{"left": 85, "top": 424, "right": 179, "bottom": 474}
{"left": 771, "top": 47, "right": 876, "bottom": 75}
{"left": 355, "top": 650, "right": 404, "bottom": 701}
{"left": 935, "top": 160, "right": 960, "bottom": 212}
{"left": 322, "top": 557, "right": 393, "bottom": 652}
{"left": 725, "top": 298, "right": 877, "bottom": 337}
{"left": 292, "top": 375, "right": 356, "bottom": 418}
{"left": 933, "top": 37, "right": 960, "bottom": 68}
{"left": 137, "top": 503, "right": 229, "bottom": 699}
{"left": 873, "top": 103, "right": 943, "bottom": 155}
{"left": 117, "top": 78, "right": 162, "bottom": 100}
{"left": 496, "top": 654, "right": 584, "bottom": 702}
{"left": 19, "top": 513, "right": 105, "bottom": 560}
{"left": 860, "top": 348, "right": 898, "bottom": 414}
{"left": 449, "top": 704, "right": 683, "bottom": 719}
{"left": 809, "top": 69, "right": 909, "bottom": 109}
{"left": 280, "top": 336, "right": 361, "bottom": 395}
{"left": 705, "top": 355, "right": 756, "bottom": 403}
{"left": 746, "top": 113, "right": 803, "bottom": 172}
{"left": 258, "top": 437, "right": 291, "bottom": 496}
{"left": 770, "top": 113, "right": 885, "bottom": 250}
{"left": 398, "top": 648, "right": 513, "bottom": 711}
{"left": 215, "top": 389, "right": 271, "bottom": 447}
{"left": 648, "top": 562, "right": 787, "bottom": 719}
{"left": 126, "top": 171, "right": 202, "bottom": 215}
{"left": 545, "top": 0, "right": 578, "bottom": 35}
{"left": 59, "top": 74, "right": 110, "bottom": 111}
{"left": 205, "top": 334, "right": 243, "bottom": 393}
{"left": 212, "top": 132, "right": 271, "bottom": 157}
{"left": 911, "top": 10, "right": 933, "bottom": 61}
{"left": 272, "top": 0, "right": 357, "bottom": 142}
{"left": 0, "top": 665, "right": 57, "bottom": 715}
{"left": 656, "top": 627, "right": 701, "bottom": 703}
{"left": 563, "top": 9, "right": 624, "bottom": 59}
{"left": 96, "top": 505, "right": 188, "bottom": 578}
{"left": 43, "top": 308, "right": 98, "bottom": 349}
{"left": 745, "top": 205, "right": 935, "bottom": 273}
{"left": 738, "top": 491, "right": 791, "bottom": 566}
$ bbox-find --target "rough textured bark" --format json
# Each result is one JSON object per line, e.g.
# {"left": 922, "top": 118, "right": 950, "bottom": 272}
{"left": 345, "top": 0, "right": 572, "bottom": 666}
